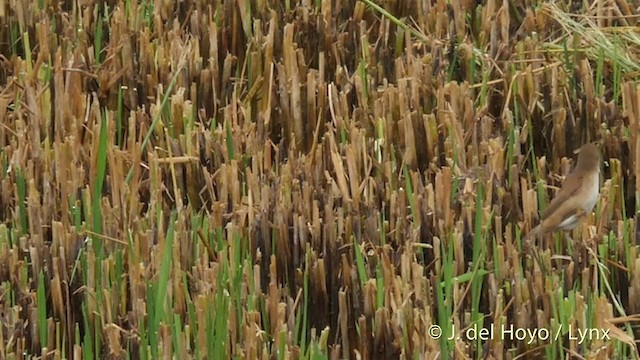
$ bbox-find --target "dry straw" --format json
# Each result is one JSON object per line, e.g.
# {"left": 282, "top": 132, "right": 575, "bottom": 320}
{"left": 0, "top": 0, "right": 639, "bottom": 358}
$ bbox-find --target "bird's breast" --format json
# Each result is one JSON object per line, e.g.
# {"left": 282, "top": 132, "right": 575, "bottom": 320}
{"left": 581, "top": 172, "right": 600, "bottom": 213}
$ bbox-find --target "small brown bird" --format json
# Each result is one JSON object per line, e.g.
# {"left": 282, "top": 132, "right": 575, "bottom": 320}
{"left": 525, "top": 142, "right": 601, "bottom": 241}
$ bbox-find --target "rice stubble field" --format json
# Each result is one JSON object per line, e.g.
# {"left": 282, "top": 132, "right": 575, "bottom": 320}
{"left": 1, "top": 0, "right": 640, "bottom": 358}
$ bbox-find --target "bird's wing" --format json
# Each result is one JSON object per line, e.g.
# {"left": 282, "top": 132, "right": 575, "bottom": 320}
{"left": 540, "top": 170, "right": 585, "bottom": 221}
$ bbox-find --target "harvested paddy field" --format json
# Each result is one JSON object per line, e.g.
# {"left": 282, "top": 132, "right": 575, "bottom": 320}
{"left": 1, "top": 0, "right": 640, "bottom": 358}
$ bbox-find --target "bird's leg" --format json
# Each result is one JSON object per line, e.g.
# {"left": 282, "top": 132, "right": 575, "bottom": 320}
{"left": 566, "top": 232, "right": 584, "bottom": 268}
{"left": 522, "top": 231, "right": 547, "bottom": 275}
{"left": 574, "top": 209, "right": 593, "bottom": 268}
{"left": 564, "top": 232, "right": 574, "bottom": 248}
{"left": 533, "top": 246, "right": 548, "bottom": 275}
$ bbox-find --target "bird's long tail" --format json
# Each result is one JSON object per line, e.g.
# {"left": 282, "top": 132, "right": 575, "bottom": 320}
{"left": 522, "top": 225, "right": 541, "bottom": 244}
